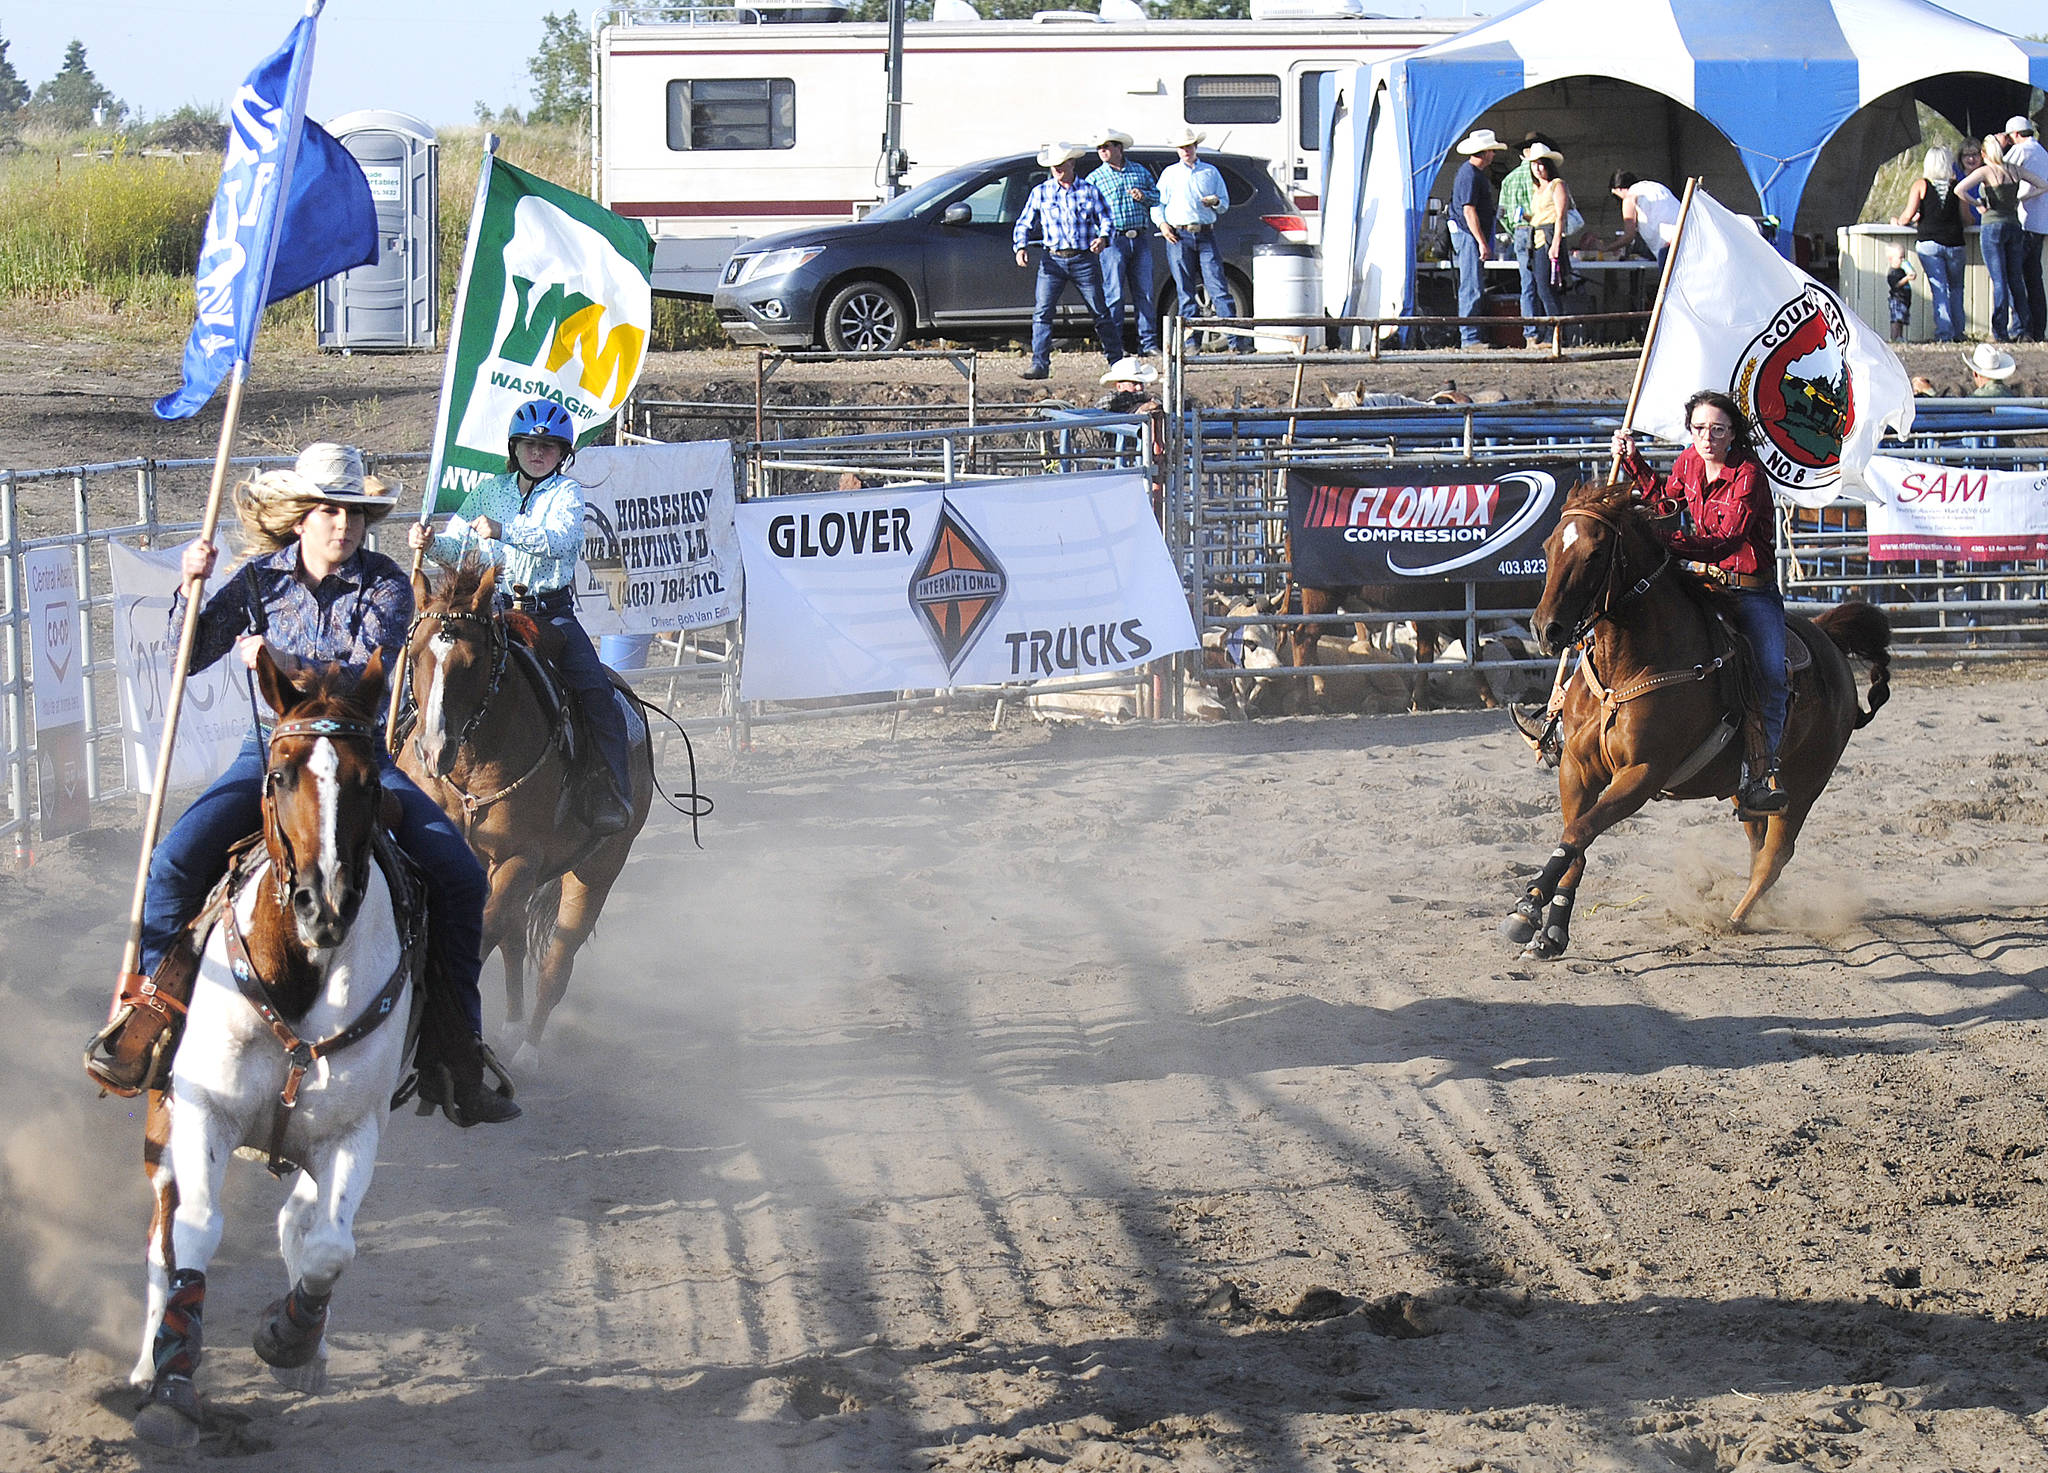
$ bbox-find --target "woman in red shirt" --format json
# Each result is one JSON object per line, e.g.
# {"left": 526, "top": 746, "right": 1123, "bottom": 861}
{"left": 1611, "top": 390, "right": 1790, "bottom": 814}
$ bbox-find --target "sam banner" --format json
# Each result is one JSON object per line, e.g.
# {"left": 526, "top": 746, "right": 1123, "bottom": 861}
{"left": 108, "top": 539, "right": 246, "bottom": 795}
{"left": 1862, "top": 456, "right": 2048, "bottom": 562}
{"left": 567, "top": 441, "right": 739, "bottom": 634}
{"left": 737, "top": 470, "right": 1198, "bottom": 703}
{"left": 1286, "top": 465, "right": 1566, "bottom": 586}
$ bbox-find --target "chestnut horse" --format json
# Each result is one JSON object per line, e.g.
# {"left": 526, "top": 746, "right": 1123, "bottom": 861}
{"left": 398, "top": 561, "right": 653, "bottom": 1069}
{"left": 133, "top": 650, "right": 418, "bottom": 1446}
{"left": 1502, "top": 479, "right": 1890, "bottom": 959}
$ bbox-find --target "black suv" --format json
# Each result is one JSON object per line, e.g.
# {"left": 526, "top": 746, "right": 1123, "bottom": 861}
{"left": 712, "top": 148, "right": 1307, "bottom": 352}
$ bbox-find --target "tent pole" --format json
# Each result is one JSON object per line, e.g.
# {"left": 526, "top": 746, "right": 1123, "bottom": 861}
{"left": 1612, "top": 175, "right": 1701, "bottom": 483}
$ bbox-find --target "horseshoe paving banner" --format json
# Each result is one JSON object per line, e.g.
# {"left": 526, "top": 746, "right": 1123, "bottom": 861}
{"left": 567, "top": 441, "right": 739, "bottom": 634}
{"left": 736, "top": 471, "right": 1197, "bottom": 703}
{"left": 1286, "top": 465, "right": 1567, "bottom": 586}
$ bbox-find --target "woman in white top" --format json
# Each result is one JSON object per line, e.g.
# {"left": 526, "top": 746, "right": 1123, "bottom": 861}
{"left": 1609, "top": 172, "right": 1681, "bottom": 263}
{"left": 1958, "top": 134, "right": 2048, "bottom": 343}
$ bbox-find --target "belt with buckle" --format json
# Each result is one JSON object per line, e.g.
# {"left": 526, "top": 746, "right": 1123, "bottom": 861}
{"left": 1176, "top": 223, "right": 1209, "bottom": 234}
{"left": 1121, "top": 228, "right": 1141, "bottom": 238}
{"left": 1685, "top": 561, "right": 1774, "bottom": 591}
{"left": 1049, "top": 247, "right": 1086, "bottom": 258}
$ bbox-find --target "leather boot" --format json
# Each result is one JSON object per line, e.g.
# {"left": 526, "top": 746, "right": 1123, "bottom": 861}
{"left": 576, "top": 760, "right": 631, "bottom": 839}
{"left": 85, "top": 938, "right": 200, "bottom": 1096}
{"left": 413, "top": 989, "right": 520, "bottom": 1126}
{"left": 1737, "top": 759, "right": 1790, "bottom": 816}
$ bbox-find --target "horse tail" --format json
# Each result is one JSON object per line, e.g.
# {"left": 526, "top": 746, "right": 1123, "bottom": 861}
{"left": 526, "top": 876, "right": 564, "bottom": 961}
{"left": 1813, "top": 599, "right": 1892, "bottom": 729}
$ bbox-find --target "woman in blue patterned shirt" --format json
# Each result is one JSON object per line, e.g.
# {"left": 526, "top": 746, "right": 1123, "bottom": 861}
{"left": 111, "top": 444, "right": 516, "bottom": 1126}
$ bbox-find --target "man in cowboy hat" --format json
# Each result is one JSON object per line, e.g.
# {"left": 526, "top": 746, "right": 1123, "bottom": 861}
{"left": 2001, "top": 114, "right": 2046, "bottom": 339}
{"left": 1087, "top": 127, "right": 1161, "bottom": 357}
{"left": 1013, "top": 142, "right": 1122, "bottom": 380}
{"left": 1449, "top": 128, "right": 1503, "bottom": 349}
{"left": 1155, "top": 124, "right": 1245, "bottom": 350}
{"left": 1965, "top": 342, "right": 2019, "bottom": 396}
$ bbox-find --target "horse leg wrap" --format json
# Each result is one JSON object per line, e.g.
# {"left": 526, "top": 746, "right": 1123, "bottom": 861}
{"left": 1512, "top": 844, "right": 1583, "bottom": 929}
{"left": 150, "top": 1268, "right": 205, "bottom": 1383}
{"left": 1528, "top": 887, "right": 1576, "bottom": 960}
{"left": 254, "top": 1280, "right": 330, "bottom": 1370}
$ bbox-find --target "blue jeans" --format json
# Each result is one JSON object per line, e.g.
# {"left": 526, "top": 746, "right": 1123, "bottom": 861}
{"left": 1729, "top": 587, "right": 1789, "bottom": 758}
{"left": 544, "top": 604, "right": 634, "bottom": 801}
{"left": 2024, "top": 229, "right": 2048, "bottom": 341}
{"left": 1031, "top": 250, "right": 1123, "bottom": 368}
{"left": 1101, "top": 230, "right": 1160, "bottom": 355}
{"left": 141, "top": 731, "right": 488, "bottom": 1034}
{"left": 1916, "top": 240, "right": 1965, "bottom": 341}
{"left": 1982, "top": 220, "right": 2026, "bottom": 341}
{"left": 1513, "top": 227, "right": 1542, "bottom": 344}
{"left": 1451, "top": 230, "right": 1485, "bottom": 346}
{"left": 1165, "top": 226, "right": 1240, "bottom": 346}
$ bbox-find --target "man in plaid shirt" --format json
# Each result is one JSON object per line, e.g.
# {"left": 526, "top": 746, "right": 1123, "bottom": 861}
{"left": 1012, "top": 142, "right": 1123, "bottom": 379}
{"left": 1087, "top": 128, "right": 1161, "bottom": 357}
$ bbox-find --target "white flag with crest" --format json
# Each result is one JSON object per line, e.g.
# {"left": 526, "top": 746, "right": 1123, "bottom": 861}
{"left": 1633, "top": 190, "right": 1914, "bottom": 508}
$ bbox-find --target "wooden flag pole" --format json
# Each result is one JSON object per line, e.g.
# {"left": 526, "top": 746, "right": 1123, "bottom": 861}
{"left": 1611, "top": 175, "right": 1702, "bottom": 483}
{"left": 113, "top": 360, "right": 251, "bottom": 985}
{"left": 388, "top": 131, "right": 500, "bottom": 746}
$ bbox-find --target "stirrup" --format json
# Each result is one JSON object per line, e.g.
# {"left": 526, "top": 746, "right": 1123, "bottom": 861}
{"left": 1736, "top": 763, "right": 1790, "bottom": 817}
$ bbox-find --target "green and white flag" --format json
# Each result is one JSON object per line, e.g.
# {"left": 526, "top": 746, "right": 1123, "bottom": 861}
{"left": 426, "top": 155, "right": 655, "bottom": 512}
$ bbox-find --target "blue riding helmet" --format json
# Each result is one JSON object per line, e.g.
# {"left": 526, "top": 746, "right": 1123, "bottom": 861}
{"left": 508, "top": 398, "right": 576, "bottom": 450}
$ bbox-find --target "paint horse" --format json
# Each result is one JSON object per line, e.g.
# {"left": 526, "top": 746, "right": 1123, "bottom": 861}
{"left": 1502, "top": 479, "right": 1890, "bottom": 959}
{"left": 399, "top": 560, "right": 653, "bottom": 1069}
{"left": 133, "top": 649, "right": 421, "bottom": 1447}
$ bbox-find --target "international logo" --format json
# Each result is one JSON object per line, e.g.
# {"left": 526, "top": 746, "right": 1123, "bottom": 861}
{"left": 909, "top": 499, "right": 1007, "bottom": 673}
{"left": 1732, "top": 285, "right": 1854, "bottom": 497}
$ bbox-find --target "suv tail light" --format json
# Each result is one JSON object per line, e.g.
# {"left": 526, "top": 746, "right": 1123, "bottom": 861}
{"left": 1261, "top": 213, "right": 1310, "bottom": 244}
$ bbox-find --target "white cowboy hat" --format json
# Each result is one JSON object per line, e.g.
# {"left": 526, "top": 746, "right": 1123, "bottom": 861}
{"left": 289, "top": 443, "right": 400, "bottom": 515}
{"left": 1094, "top": 127, "right": 1134, "bottom": 148}
{"left": 1521, "top": 142, "right": 1564, "bottom": 166}
{"left": 2006, "top": 115, "right": 2037, "bottom": 135}
{"left": 1166, "top": 124, "right": 1207, "bottom": 148}
{"left": 1100, "top": 355, "right": 1159, "bottom": 386}
{"left": 1037, "top": 141, "right": 1091, "bottom": 168}
{"left": 1457, "top": 128, "right": 1504, "bottom": 155}
{"left": 1964, "top": 343, "right": 2017, "bottom": 380}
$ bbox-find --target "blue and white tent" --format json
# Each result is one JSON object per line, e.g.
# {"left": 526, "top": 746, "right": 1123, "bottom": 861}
{"left": 1320, "top": 0, "right": 2048, "bottom": 325}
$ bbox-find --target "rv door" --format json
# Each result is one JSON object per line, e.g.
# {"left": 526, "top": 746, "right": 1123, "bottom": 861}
{"left": 1288, "top": 62, "right": 1346, "bottom": 211}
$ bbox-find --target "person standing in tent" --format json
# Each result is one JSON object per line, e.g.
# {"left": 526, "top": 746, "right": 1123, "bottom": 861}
{"left": 1610, "top": 394, "right": 1790, "bottom": 817}
{"left": 409, "top": 399, "right": 634, "bottom": 838}
{"left": 1958, "top": 134, "right": 2048, "bottom": 343}
{"left": 1496, "top": 133, "right": 1558, "bottom": 349}
{"left": 2000, "top": 115, "right": 2047, "bottom": 340}
{"left": 1525, "top": 144, "right": 1578, "bottom": 329}
{"left": 1893, "top": 147, "right": 1973, "bottom": 343}
{"left": 1448, "top": 129, "right": 1502, "bottom": 350}
{"left": 1609, "top": 172, "right": 1682, "bottom": 266}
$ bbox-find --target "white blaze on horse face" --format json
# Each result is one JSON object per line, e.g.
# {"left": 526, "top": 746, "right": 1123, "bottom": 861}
{"left": 310, "top": 737, "right": 342, "bottom": 901}
{"left": 1561, "top": 521, "right": 1581, "bottom": 552}
{"left": 422, "top": 639, "right": 449, "bottom": 747}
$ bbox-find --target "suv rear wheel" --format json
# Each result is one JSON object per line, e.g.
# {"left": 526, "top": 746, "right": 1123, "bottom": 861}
{"left": 821, "top": 280, "right": 908, "bottom": 352}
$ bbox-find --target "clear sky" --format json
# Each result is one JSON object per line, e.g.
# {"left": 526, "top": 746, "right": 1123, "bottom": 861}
{"left": 3, "top": 0, "right": 2042, "bottom": 131}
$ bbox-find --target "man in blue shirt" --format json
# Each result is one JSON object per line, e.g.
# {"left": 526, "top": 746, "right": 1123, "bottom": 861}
{"left": 1155, "top": 124, "right": 1246, "bottom": 351}
{"left": 1448, "top": 128, "right": 1502, "bottom": 349}
{"left": 1012, "top": 142, "right": 1122, "bottom": 380}
{"left": 1087, "top": 127, "right": 1161, "bottom": 358}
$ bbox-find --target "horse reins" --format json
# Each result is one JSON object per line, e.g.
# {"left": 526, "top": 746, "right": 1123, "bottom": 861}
{"left": 407, "top": 606, "right": 566, "bottom": 821}
{"left": 264, "top": 716, "right": 378, "bottom": 909}
{"left": 1560, "top": 506, "right": 1673, "bottom": 645}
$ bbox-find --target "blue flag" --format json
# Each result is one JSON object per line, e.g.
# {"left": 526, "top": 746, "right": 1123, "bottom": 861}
{"left": 155, "top": 10, "right": 378, "bottom": 420}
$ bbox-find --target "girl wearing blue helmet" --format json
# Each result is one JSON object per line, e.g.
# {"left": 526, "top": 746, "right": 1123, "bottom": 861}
{"left": 408, "top": 398, "right": 632, "bottom": 836}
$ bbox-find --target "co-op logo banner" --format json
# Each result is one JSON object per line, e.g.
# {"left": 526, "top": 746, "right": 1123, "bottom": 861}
{"left": 1286, "top": 465, "right": 1566, "bottom": 585}
{"left": 734, "top": 471, "right": 1198, "bottom": 704}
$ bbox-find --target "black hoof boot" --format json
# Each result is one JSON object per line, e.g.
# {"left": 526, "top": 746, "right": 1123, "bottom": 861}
{"left": 135, "top": 1375, "right": 203, "bottom": 1448}
{"left": 254, "top": 1282, "right": 329, "bottom": 1369}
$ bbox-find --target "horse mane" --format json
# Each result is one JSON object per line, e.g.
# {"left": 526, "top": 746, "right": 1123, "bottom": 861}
{"left": 1562, "top": 478, "right": 1742, "bottom": 619}
{"left": 426, "top": 554, "right": 495, "bottom": 614}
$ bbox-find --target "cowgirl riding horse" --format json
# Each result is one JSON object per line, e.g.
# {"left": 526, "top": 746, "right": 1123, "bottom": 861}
{"left": 89, "top": 444, "right": 518, "bottom": 1126}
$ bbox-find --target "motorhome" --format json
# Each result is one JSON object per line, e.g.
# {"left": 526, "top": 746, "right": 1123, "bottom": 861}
{"left": 595, "top": 1, "right": 1469, "bottom": 297}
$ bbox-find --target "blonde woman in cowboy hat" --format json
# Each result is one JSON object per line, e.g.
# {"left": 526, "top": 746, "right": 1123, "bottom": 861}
{"left": 106, "top": 444, "right": 517, "bottom": 1126}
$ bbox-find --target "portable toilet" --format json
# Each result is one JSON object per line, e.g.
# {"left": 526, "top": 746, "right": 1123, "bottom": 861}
{"left": 317, "top": 110, "right": 437, "bottom": 350}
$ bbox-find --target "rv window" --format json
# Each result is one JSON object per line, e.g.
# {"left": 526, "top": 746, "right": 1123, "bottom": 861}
{"left": 1184, "top": 75, "right": 1281, "bottom": 127}
{"left": 665, "top": 78, "right": 795, "bottom": 151}
{"left": 1298, "top": 71, "right": 1334, "bottom": 153}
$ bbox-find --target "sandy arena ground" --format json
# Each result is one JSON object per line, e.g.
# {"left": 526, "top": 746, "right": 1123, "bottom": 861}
{"left": 4, "top": 652, "right": 2048, "bottom": 1471}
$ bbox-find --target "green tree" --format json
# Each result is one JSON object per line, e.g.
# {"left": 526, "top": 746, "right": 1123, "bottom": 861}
{"left": 527, "top": 11, "right": 590, "bottom": 126}
{"left": 0, "top": 31, "right": 29, "bottom": 114}
{"left": 31, "top": 39, "right": 126, "bottom": 131}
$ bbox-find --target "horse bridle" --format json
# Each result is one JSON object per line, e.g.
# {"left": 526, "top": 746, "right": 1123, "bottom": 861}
{"left": 407, "top": 607, "right": 508, "bottom": 762}
{"left": 264, "top": 715, "right": 380, "bottom": 909}
{"left": 1557, "top": 506, "right": 1672, "bottom": 644}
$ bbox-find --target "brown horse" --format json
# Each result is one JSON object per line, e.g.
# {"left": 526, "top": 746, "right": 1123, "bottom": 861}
{"left": 398, "top": 562, "right": 653, "bottom": 1068}
{"left": 1502, "top": 479, "right": 1890, "bottom": 959}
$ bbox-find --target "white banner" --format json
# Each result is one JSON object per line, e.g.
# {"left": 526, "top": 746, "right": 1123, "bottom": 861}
{"left": 1634, "top": 190, "right": 1915, "bottom": 508}
{"left": 1863, "top": 456, "right": 2048, "bottom": 562}
{"left": 109, "top": 539, "right": 249, "bottom": 795}
{"left": 567, "top": 441, "right": 740, "bottom": 634}
{"left": 24, "top": 548, "right": 84, "bottom": 728}
{"left": 737, "top": 471, "right": 1198, "bottom": 703}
